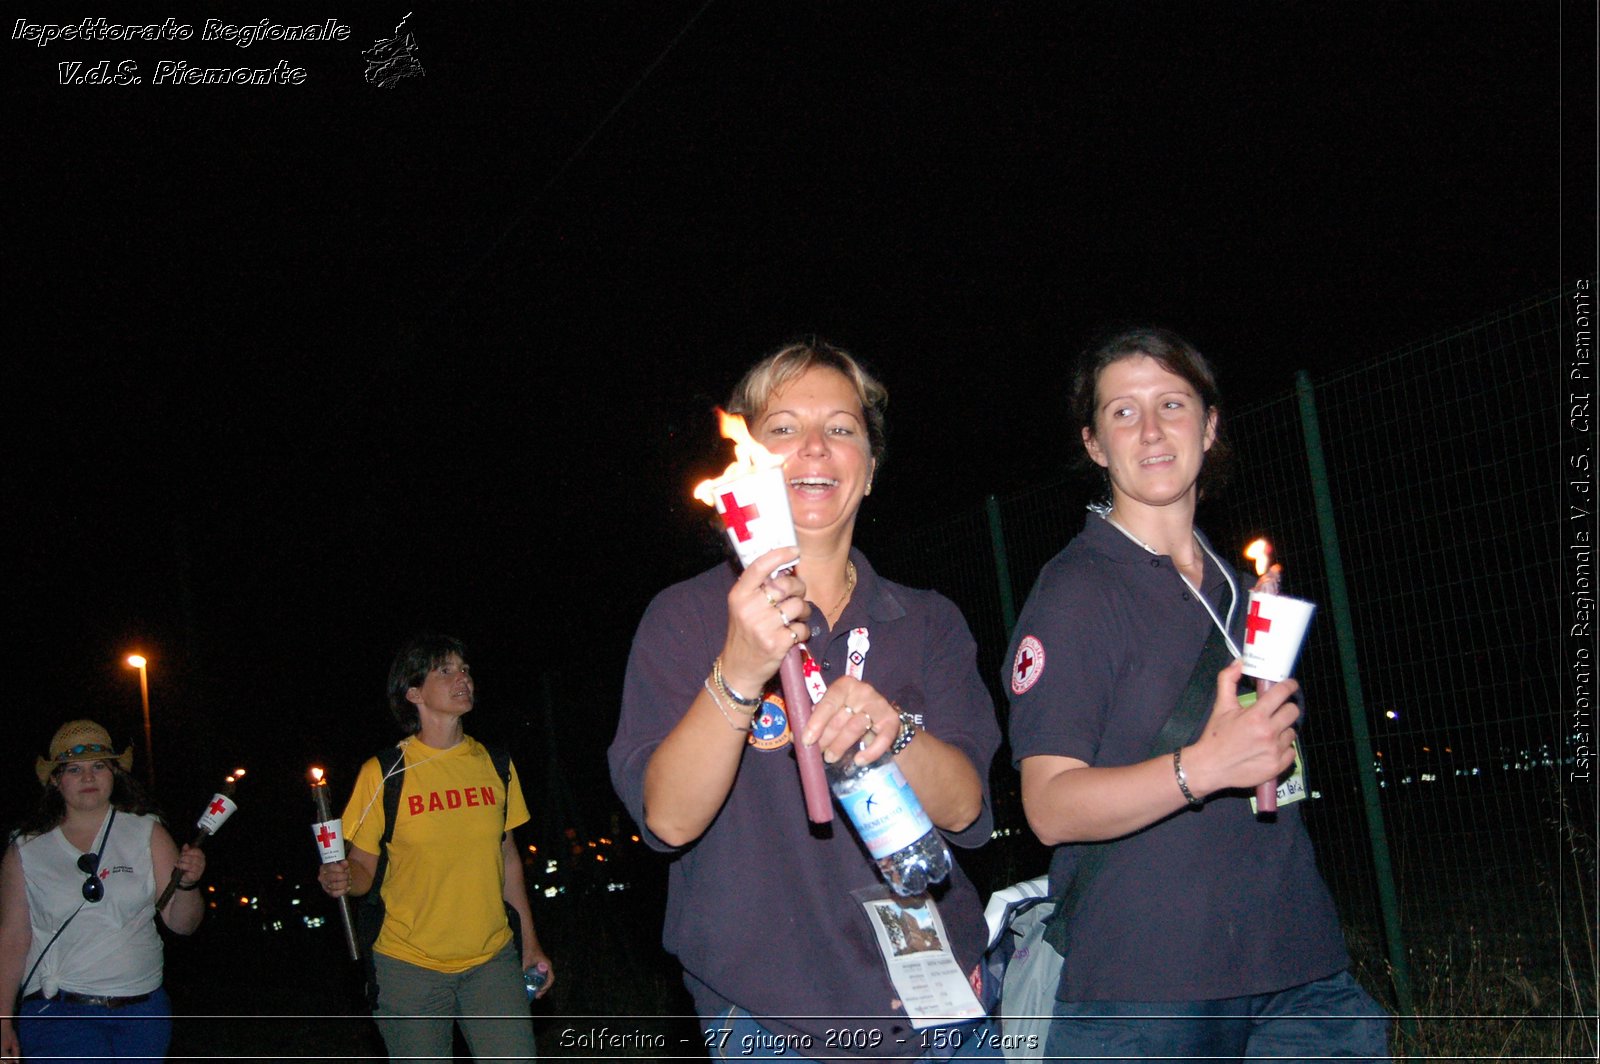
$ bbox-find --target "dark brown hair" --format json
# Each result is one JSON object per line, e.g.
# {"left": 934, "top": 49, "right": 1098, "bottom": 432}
{"left": 1070, "top": 326, "right": 1232, "bottom": 501}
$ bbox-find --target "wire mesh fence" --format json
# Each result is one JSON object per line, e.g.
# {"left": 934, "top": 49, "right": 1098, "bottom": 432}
{"left": 873, "top": 288, "right": 1587, "bottom": 1054}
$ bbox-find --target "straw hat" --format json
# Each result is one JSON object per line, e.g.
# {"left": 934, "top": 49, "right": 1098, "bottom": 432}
{"left": 36, "top": 720, "right": 134, "bottom": 785}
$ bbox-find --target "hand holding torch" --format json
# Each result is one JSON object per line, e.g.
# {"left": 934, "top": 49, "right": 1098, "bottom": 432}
{"left": 1241, "top": 540, "right": 1316, "bottom": 815}
{"left": 1243, "top": 540, "right": 1281, "bottom": 813}
{"left": 311, "top": 767, "right": 361, "bottom": 960}
{"left": 694, "top": 409, "right": 832, "bottom": 823}
{"left": 156, "top": 768, "right": 242, "bottom": 910}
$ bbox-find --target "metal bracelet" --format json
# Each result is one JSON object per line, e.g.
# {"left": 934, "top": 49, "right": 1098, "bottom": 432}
{"left": 1173, "top": 748, "right": 1202, "bottom": 808}
{"left": 704, "top": 677, "right": 754, "bottom": 732}
{"left": 713, "top": 656, "right": 763, "bottom": 707}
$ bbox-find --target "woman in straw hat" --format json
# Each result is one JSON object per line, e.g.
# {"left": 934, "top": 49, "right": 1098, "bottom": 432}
{"left": 0, "top": 720, "right": 206, "bottom": 1062}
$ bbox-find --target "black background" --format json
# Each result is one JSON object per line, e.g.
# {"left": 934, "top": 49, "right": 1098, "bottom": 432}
{"left": 6, "top": 2, "right": 1591, "bottom": 861}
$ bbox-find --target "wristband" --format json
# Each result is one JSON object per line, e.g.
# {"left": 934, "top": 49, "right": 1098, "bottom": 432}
{"left": 1173, "top": 749, "right": 1202, "bottom": 808}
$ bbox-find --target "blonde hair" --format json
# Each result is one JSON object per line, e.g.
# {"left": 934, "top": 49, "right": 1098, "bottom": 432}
{"left": 727, "top": 339, "right": 888, "bottom": 468}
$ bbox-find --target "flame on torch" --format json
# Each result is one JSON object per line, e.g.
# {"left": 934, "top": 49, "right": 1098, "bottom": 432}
{"left": 310, "top": 766, "right": 326, "bottom": 785}
{"left": 1245, "top": 538, "right": 1281, "bottom": 596}
{"left": 692, "top": 409, "right": 783, "bottom": 506}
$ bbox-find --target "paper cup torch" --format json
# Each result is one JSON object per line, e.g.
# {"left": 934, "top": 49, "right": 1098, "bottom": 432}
{"left": 1241, "top": 540, "right": 1315, "bottom": 814}
{"left": 312, "top": 767, "right": 361, "bottom": 960}
{"left": 156, "top": 768, "right": 243, "bottom": 911}
{"left": 694, "top": 409, "right": 831, "bottom": 823}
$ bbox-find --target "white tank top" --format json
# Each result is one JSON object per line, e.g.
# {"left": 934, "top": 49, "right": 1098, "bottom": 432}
{"left": 16, "top": 809, "right": 163, "bottom": 997}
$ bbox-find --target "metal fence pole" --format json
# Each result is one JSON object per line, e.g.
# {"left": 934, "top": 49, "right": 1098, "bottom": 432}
{"left": 986, "top": 495, "right": 1018, "bottom": 635}
{"left": 1295, "top": 370, "right": 1416, "bottom": 1033}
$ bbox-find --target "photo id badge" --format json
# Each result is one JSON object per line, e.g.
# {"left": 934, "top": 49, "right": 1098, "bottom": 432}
{"left": 1251, "top": 738, "right": 1308, "bottom": 814}
{"left": 852, "top": 886, "right": 984, "bottom": 1029}
{"left": 1236, "top": 692, "right": 1309, "bottom": 814}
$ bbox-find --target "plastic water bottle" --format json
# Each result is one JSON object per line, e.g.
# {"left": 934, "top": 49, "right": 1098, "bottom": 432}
{"left": 523, "top": 963, "right": 548, "bottom": 1001}
{"left": 828, "top": 744, "right": 951, "bottom": 896}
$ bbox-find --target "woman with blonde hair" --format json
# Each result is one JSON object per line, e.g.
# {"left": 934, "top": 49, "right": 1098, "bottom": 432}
{"left": 610, "top": 339, "right": 1002, "bottom": 1061}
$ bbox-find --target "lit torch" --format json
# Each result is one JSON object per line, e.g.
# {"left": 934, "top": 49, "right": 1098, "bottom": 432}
{"left": 156, "top": 768, "right": 243, "bottom": 911}
{"left": 693, "top": 408, "right": 832, "bottom": 823}
{"left": 1244, "top": 538, "right": 1282, "bottom": 813}
{"left": 311, "top": 767, "right": 361, "bottom": 960}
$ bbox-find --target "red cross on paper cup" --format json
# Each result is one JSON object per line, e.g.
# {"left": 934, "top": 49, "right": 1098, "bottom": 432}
{"left": 196, "top": 793, "right": 237, "bottom": 834}
{"left": 1239, "top": 591, "right": 1316, "bottom": 683}
{"left": 312, "top": 818, "right": 347, "bottom": 863}
{"left": 718, "top": 492, "right": 761, "bottom": 542}
{"left": 711, "top": 465, "right": 798, "bottom": 575}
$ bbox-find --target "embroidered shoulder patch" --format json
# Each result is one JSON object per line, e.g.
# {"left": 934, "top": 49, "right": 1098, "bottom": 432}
{"left": 1011, "top": 635, "right": 1045, "bottom": 695}
{"left": 748, "top": 693, "right": 793, "bottom": 751}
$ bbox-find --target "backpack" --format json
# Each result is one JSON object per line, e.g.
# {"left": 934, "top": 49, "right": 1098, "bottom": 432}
{"left": 982, "top": 876, "right": 1057, "bottom": 1060}
{"left": 354, "top": 742, "right": 518, "bottom": 1008}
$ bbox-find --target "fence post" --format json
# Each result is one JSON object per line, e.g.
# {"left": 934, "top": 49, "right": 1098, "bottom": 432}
{"left": 985, "top": 495, "right": 1018, "bottom": 635}
{"left": 1295, "top": 371, "right": 1416, "bottom": 1034}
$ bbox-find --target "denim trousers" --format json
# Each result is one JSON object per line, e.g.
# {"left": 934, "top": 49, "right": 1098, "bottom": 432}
{"left": 372, "top": 943, "right": 536, "bottom": 1062}
{"left": 1044, "top": 969, "right": 1391, "bottom": 1062}
{"left": 17, "top": 985, "right": 172, "bottom": 1064}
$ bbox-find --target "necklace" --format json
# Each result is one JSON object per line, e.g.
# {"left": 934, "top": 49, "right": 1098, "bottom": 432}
{"left": 1099, "top": 511, "right": 1242, "bottom": 657}
{"left": 830, "top": 561, "right": 858, "bottom": 620}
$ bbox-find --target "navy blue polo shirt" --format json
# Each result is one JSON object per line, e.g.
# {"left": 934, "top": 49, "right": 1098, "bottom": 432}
{"left": 610, "top": 550, "right": 1000, "bottom": 1053}
{"left": 1005, "top": 513, "right": 1348, "bottom": 1002}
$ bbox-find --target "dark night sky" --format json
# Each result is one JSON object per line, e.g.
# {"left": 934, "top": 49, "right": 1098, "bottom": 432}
{"left": 6, "top": 2, "right": 1590, "bottom": 855}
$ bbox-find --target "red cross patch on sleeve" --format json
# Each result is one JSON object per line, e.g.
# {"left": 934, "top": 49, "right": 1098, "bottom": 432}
{"left": 1011, "top": 635, "right": 1045, "bottom": 695}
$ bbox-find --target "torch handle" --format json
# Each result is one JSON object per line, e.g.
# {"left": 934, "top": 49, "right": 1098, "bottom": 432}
{"left": 778, "top": 647, "right": 834, "bottom": 824}
{"left": 1254, "top": 677, "right": 1278, "bottom": 814}
{"left": 335, "top": 893, "right": 360, "bottom": 961}
{"left": 155, "top": 829, "right": 212, "bottom": 912}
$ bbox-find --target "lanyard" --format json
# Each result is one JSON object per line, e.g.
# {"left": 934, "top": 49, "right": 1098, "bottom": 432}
{"left": 799, "top": 626, "right": 871, "bottom": 702}
{"left": 1101, "top": 512, "right": 1243, "bottom": 659}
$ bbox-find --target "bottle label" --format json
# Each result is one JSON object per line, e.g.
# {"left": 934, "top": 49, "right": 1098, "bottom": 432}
{"left": 836, "top": 763, "right": 934, "bottom": 859}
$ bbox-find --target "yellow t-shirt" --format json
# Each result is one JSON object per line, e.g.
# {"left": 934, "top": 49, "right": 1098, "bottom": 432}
{"left": 343, "top": 736, "right": 531, "bottom": 973}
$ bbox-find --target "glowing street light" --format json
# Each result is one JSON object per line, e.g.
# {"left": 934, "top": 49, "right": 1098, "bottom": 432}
{"left": 125, "top": 654, "right": 155, "bottom": 789}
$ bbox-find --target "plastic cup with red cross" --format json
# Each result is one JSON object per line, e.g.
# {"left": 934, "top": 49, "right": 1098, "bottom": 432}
{"left": 1240, "top": 591, "right": 1316, "bottom": 684}
{"left": 707, "top": 464, "right": 798, "bottom": 577}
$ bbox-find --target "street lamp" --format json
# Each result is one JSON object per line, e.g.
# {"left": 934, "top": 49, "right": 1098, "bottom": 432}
{"left": 125, "top": 654, "right": 155, "bottom": 790}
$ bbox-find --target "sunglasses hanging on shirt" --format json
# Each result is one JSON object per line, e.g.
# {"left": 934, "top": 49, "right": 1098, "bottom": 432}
{"left": 76, "top": 806, "right": 117, "bottom": 903}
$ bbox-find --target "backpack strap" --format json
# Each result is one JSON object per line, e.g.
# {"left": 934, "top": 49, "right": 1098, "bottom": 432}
{"left": 367, "top": 744, "right": 408, "bottom": 900}
{"left": 481, "top": 743, "right": 525, "bottom": 960}
{"left": 485, "top": 744, "right": 513, "bottom": 839}
{"left": 1043, "top": 617, "right": 1237, "bottom": 954}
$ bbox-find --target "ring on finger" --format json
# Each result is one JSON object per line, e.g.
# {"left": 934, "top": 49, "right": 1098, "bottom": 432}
{"left": 762, "top": 586, "right": 777, "bottom": 607}
{"left": 842, "top": 705, "right": 856, "bottom": 716}
{"left": 777, "top": 607, "right": 791, "bottom": 626}
{"left": 789, "top": 628, "right": 800, "bottom": 645}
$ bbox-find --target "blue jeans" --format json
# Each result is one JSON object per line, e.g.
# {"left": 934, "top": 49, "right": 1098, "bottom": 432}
{"left": 17, "top": 985, "right": 172, "bottom": 1064}
{"left": 372, "top": 943, "right": 536, "bottom": 1062}
{"left": 703, "top": 1007, "right": 1004, "bottom": 1062}
{"left": 1045, "top": 970, "right": 1390, "bottom": 1062}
